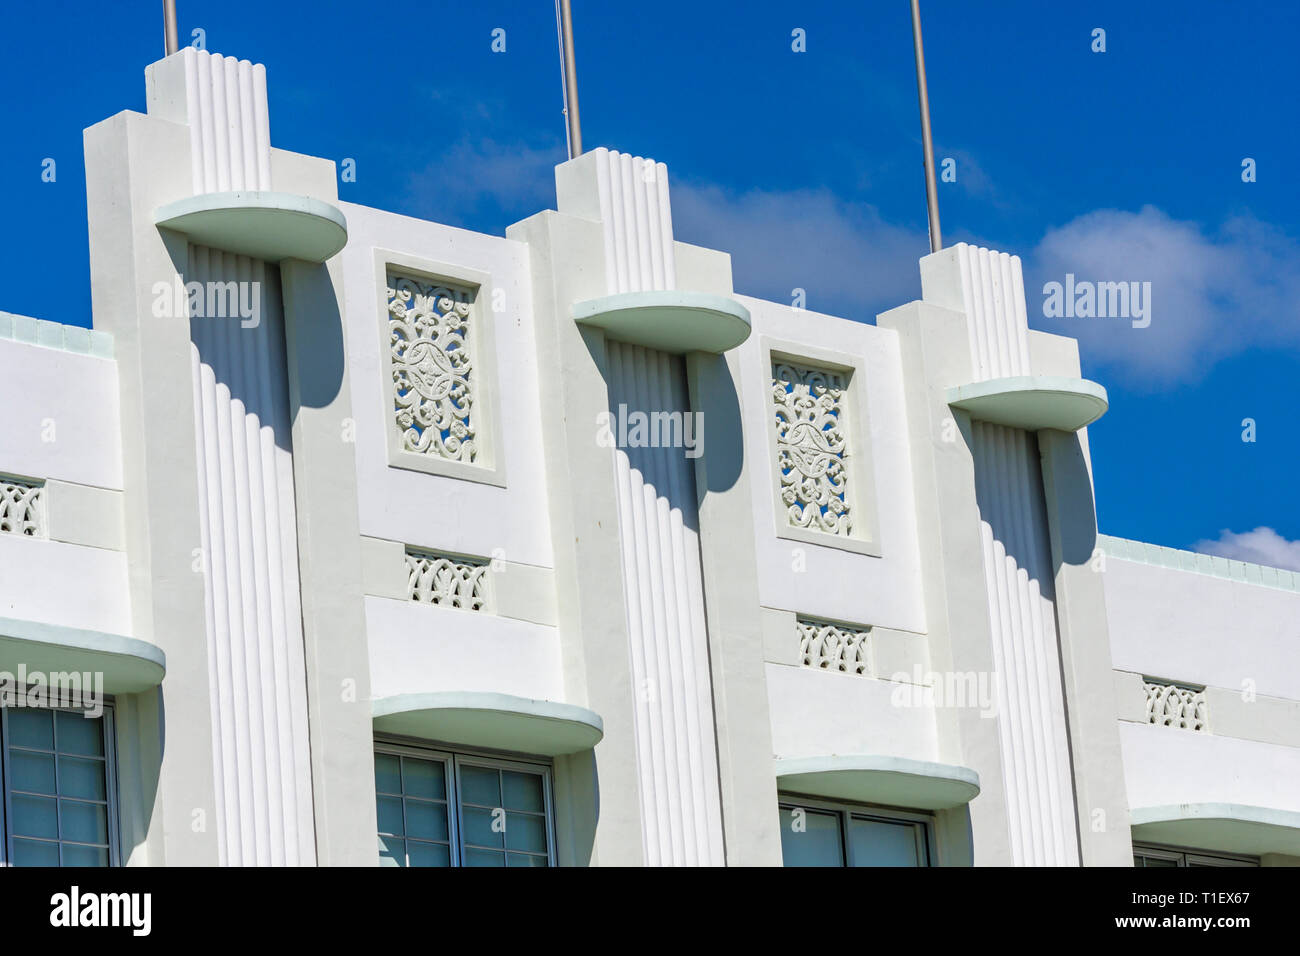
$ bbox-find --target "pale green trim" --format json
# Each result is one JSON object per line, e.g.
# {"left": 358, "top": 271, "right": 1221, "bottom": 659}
{"left": 154, "top": 190, "right": 349, "bottom": 263}
{"left": 0, "top": 615, "right": 166, "bottom": 694}
{"left": 947, "top": 375, "right": 1108, "bottom": 431}
{"left": 775, "top": 754, "right": 981, "bottom": 810}
{"left": 1098, "top": 534, "right": 1300, "bottom": 592}
{"left": 1131, "top": 803, "right": 1300, "bottom": 856}
{"left": 372, "top": 691, "right": 604, "bottom": 756}
{"left": 573, "top": 290, "right": 751, "bottom": 354}
{"left": 0, "top": 312, "right": 114, "bottom": 358}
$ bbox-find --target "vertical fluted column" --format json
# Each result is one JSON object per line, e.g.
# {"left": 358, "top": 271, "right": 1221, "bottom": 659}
{"left": 606, "top": 341, "right": 725, "bottom": 866}
{"left": 971, "top": 422, "right": 1077, "bottom": 865}
{"left": 188, "top": 246, "right": 315, "bottom": 865}
{"left": 178, "top": 48, "right": 315, "bottom": 865}
{"left": 944, "top": 243, "right": 1080, "bottom": 864}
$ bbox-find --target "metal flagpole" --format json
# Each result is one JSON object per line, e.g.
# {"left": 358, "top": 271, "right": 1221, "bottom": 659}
{"left": 557, "top": 0, "right": 583, "bottom": 157}
{"left": 163, "top": 0, "right": 179, "bottom": 55}
{"left": 910, "top": 0, "right": 942, "bottom": 252}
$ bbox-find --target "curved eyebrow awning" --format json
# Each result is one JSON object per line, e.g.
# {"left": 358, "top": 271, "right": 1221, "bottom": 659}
{"left": 372, "top": 692, "right": 604, "bottom": 757}
{"left": 775, "top": 754, "right": 981, "bottom": 810}
{"left": 1130, "top": 803, "right": 1300, "bottom": 857}
{"left": 155, "top": 190, "right": 348, "bottom": 264}
{"left": 0, "top": 616, "right": 166, "bottom": 695}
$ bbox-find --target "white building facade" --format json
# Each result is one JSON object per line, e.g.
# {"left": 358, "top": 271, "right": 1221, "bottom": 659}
{"left": 0, "top": 49, "right": 1296, "bottom": 867}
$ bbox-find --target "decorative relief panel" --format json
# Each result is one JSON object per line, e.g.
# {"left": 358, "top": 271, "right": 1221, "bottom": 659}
{"left": 387, "top": 274, "right": 477, "bottom": 463}
{"left": 798, "top": 619, "right": 870, "bottom": 676}
{"left": 405, "top": 549, "right": 491, "bottom": 612}
{"left": 772, "top": 360, "right": 852, "bottom": 537}
{"left": 0, "top": 478, "right": 44, "bottom": 538}
{"left": 1144, "top": 680, "right": 1207, "bottom": 732}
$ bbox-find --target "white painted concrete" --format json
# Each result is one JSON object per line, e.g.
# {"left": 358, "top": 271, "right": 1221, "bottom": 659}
{"left": 766, "top": 664, "right": 939, "bottom": 763}
{"left": 1121, "top": 722, "right": 1300, "bottom": 816}
{"left": 1106, "top": 556, "right": 1300, "bottom": 700}
{"left": 0, "top": 337, "right": 123, "bottom": 490}
{"left": 737, "top": 298, "right": 928, "bottom": 633}
{"left": 0, "top": 536, "right": 131, "bottom": 635}
{"left": 365, "top": 596, "right": 564, "bottom": 703}
{"left": 339, "top": 203, "right": 555, "bottom": 570}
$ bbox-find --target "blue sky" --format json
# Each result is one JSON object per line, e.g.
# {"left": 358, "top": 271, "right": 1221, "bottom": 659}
{"left": 1, "top": 0, "right": 1297, "bottom": 567}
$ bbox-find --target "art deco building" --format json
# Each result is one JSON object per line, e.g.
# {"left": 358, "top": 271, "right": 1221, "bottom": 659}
{"left": 0, "top": 48, "right": 1295, "bottom": 866}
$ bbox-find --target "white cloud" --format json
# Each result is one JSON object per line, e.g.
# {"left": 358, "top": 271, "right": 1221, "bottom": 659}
{"left": 402, "top": 137, "right": 564, "bottom": 227}
{"left": 1028, "top": 206, "right": 1300, "bottom": 387}
{"left": 1193, "top": 526, "right": 1300, "bottom": 573}
{"left": 670, "top": 182, "right": 926, "bottom": 321}
{"left": 398, "top": 138, "right": 1300, "bottom": 388}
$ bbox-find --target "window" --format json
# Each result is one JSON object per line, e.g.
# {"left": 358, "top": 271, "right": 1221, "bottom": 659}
{"left": 1, "top": 706, "right": 119, "bottom": 866}
{"left": 375, "top": 742, "right": 555, "bottom": 867}
{"left": 1133, "top": 844, "right": 1257, "bottom": 867}
{"left": 777, "top": 795, "right": 932, "bottom": 867}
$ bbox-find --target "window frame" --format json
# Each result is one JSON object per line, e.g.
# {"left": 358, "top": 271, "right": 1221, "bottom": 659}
{"left": 374, "top": 737, "right": 557, "bottom": 867}
{"left": 1132, "top": 842, "right": 1258, "bottom": 868}
{"left": 777, "top": 792, "right": 934, "bottom": 867}
{"left": 0, "top": 702, "right": 121, "bottom": 867}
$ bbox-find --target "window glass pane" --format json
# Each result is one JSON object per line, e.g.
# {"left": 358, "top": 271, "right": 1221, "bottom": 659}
{"left": 459, "top": 765, "right": 500, "bottom": 806}
{"left": 8, "top": 708, "right": 54, "bottom": 750}
{"left": 375, "top": 746, "right": 553, "bottom": 868}
{"left": 502, "top": 771, "right": 544, "bottom": 813}
{"left": 463, "top": 847, "right": 506, "bottom": 867}
{"left": 407, "top": 841, "right": 451, "bottom": 867}
{"left": 376, "top": 795, "right": 405, "bottom": 836}
{"left": 55, "top": 712, "right": 104, "bottom": 757}
{"left": 378, "top": 834, "right": 405, "bottom": 866}
{"left": 404, "top": 799, "right": 449, "bottom": 842}
{"left": 60, "top": 800, "right": 109, "bottom": 845}
{"left": 11, "top": 793, "right": 59, "bottom": 839}
{"left": 374, "top": 753, "right": 401, "bottom": 794}
{"left": 11, "top": 838, "right": 60, "bottom": 866}
{"left": 504, "top": 811, "right": 547, "bottom": 853}
{"left": 62, "top": 845, "right": 110, "bottom": 867}
{"left": 1135, "top": 854, "right": 1179, "bottom": 867}
{"left": 57, "top": 756, "right": 107, "bottom": 801}
{"left": 402, "top": 757, "right": 446, "bottom": 801}
{"left": 10, "top": 750, "right": 57, "bottom": 794}
{"left": 778, "top": 805, "right": 843, "bottom": 866}
{"left": 462, "top": 805, "right": 505, "bottom": 848}
{"left": 848, "top": 816, "right": 923, "bottom": 867}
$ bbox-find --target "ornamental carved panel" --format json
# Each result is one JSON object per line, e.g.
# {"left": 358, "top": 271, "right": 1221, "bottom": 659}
{"left": 1144, "top": 680, "right": 1207, "bottom": 732}
{"left": 772, "top": 360, "right": 852, "bottom": 537}
{"left": 0, "top": 479, "right": 44, "bottom": 538}
{"left": 405, "top": 549, "right": 491, "bottom": 612}
{"left": 387, "top": 274, "right": 477, "bottom": 463}
{"left": 798, "top": 619, "right": 870, "bottom": 676}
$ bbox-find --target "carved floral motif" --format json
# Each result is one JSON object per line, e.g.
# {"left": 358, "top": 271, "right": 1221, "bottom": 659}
{"left": 772, "top": 361, "right": 851, "bottom": 536}
{"left": 405, "top": 550, "right": 490, "bottom": 612}
{"left": 1144, "top": 680, "right": 1207, "bottom": 732}
{"left": 0, "top": 479, "right": 43, "bottom": 538}
{"left": 798, "top": 619, "right": 870, "bottom": 676}
{"left": 388, "top": 275, "right": 476, "bottom": 462}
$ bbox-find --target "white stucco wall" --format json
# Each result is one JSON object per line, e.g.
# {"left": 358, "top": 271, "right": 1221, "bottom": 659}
{"left": 365, "top": 596, "right": 564, "bottom": 702}
{"left": 736, "top": 297, "right": 927, "bottom": 634}
{"left": 766, "top": 663, "right": 938, "bottom": 762}
{"left": 0, "top": 334, "right": 123, "bottom": 490}
{"left": 0, "top": 333, "right": 130, "bottom": 635}
{"left": 1105, "top": 557, "right": 1300, "bottom": 700}
{"left": 1121, "top": 722, "right": 1300, "bottom": 814}
{"left": 339, "top": 202, "right": 555, "bottom": 570}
